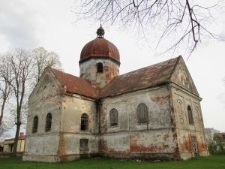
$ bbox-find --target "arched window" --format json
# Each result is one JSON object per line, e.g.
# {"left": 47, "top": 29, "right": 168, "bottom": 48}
{"left": 97, "top": 62, "right": 103, "bottom": 73}
{"left": 32, "top": 116, "right": 38, "bottom": 133}
{"left": 187, "top": 105, "right": 194, "bottom": 124}
{"left": 81, "top": 113, "right": 88, "bottom": 131}
{"left": 110, "top": 108, "right": 118, "bottom": 126}
{"left": 137, "top": 103, "right": 148, "bottom": 123}
{"left": 45, "top": 113, "right": 52, "bottom": 132}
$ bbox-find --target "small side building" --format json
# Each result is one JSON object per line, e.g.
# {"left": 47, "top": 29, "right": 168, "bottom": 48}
{"left": 204, "top": 128, "right": 220, "bottom": 143}
{"left": 3, "top": 132, "right": 25, "bottom": 155}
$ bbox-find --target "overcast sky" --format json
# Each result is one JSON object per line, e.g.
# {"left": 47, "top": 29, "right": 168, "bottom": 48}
{"left": 0, "top": 0, "right": 225, "bottom": 132}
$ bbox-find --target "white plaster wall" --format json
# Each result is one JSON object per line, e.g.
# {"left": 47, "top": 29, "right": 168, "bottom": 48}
{"left": 59, "top": 95, "right": 99, "bottom": 156}
{"left": 100, "top": 86, "right": 177, "bottom": 157}
{"left": 24, "top": 71, "right": 62, "bottom": 161}
{"left": 102, "top": 86, "right": 172, "bottom": 133}
{"left": 61, "top": 95, "right": 97, "bottom": 133}
{"left": 80, "top": 59, "right": 119, "bottom": 88}
{"left": 24, "top": 134, "right": 59, "bottom": 155}
{"left": 62, "top": 134, "right": 99, "bottom": 155}
{"left": 171, "top": 86, "right": 208, "bottom": 159}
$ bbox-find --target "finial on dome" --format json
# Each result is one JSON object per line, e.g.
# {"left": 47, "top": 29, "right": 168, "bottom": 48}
{"left": 97, "top": 24, "right": 105, "bottom": 38}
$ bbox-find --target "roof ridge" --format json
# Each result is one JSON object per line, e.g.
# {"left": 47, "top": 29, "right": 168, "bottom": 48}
{"left": 100, "top": 56, "right": 180, "bottom": 98}
{"left": 119, "top": 56, "right": 180, "bottom": 77}
{"left": 50, "top": 57, "right": 181, "bottom": 99}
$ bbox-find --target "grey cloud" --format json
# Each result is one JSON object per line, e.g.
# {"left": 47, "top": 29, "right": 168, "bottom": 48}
{"left": 218, "top": 93, "right": 225, "bottom": 107}
{"left": 220, "top": 33, "right": 225, "bottom": 41}
{"left": 0, "top": 0, "right": 40, "bottom": 50}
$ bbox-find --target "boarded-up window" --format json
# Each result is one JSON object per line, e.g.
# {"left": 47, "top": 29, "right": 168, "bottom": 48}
{"left": 81, "top": 113, "right": 88, "bottom": 131}
{"left": 97, "top": 62, "right": 103, "bottom": 73}
{"left": 32, "top": 116, "right": 38, "bottom": 133}
{"left": 80, "top": 139, "right": 89, "bottom": 154}
{"left": 188, "top": 105, "right": 194, "bottom": 124}
{"left": 45, "top": 113, "right": 52, "bottom": 132}
{"left": 110, "top": 108, "right": 118, "bottom": 126}
{"left": 137, "top": 103, "right": 148, "bottom": 123}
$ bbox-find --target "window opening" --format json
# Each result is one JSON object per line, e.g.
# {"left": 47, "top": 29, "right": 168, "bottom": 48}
{"left": 97, "top": 62, "right": 103, "bottom": 73}
{"left": 45, "top": 113, "right": 52, "bottom": 132}
{"left": 188, "top": 105, "right": 194, "bottom": 124}
{"left": 110, "top": 108, "right": 118, "bottom": 126}
{"left": 81, "top": 113, "right": 88, "bottom": 131}
{"left": 32, "top": 116, "right": 38, "bottom": 133}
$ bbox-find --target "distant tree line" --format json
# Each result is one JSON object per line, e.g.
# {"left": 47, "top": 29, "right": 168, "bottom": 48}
{"left": 208, "top": 133, "right": 225, "bottom": 155}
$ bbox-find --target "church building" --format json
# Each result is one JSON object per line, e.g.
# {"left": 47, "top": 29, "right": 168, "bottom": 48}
{"left": 23, "top": 26, "right": 208, "bottom": 162}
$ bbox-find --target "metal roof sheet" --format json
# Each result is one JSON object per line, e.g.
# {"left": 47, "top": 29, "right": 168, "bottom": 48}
{"left": 100, "top": 56, "right": 179, "bottom": 98}
{"left": 80, "top": 37, "right": 120, "bottom": 64}
{"left": 51, "top": 68, "right": 98, "bottom": 98}
{"left": 50, "top": 56, "right": 180, "bottom": 99}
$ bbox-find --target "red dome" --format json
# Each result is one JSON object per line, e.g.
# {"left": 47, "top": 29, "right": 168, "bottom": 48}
{"left": 80, "top": 26, "right": 120, "bottom": 64}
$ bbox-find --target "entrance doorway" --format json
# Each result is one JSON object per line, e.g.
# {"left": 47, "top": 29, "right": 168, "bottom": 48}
{"left": 191, "top": 136, "right": 199, "bottom": 156}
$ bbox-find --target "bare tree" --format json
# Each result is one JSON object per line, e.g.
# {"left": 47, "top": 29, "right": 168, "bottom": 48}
{"left": 0, "top": 47, "right": 62, "bottom": 153}
{"left": 32, "top": 47, "right": 62, "bottom": 84}
{"left": 0, "top": 49, "right": 33, "bottom": 156}
{"left": 75, "top": 0, "right": 222, "bottom": 56}
{"left": 0, "top": 71, "right": 12, "bottom": 126}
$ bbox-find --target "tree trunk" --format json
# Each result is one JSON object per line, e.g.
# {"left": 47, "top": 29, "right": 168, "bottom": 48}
{"left": 12, "top": 121, "right": 21, "bottom": 156}
{"left": 0, "top": 116, "right": 2, "bottom": 126}
{"left": 0, "top": 98, "right": 6, "bottom": 126}
{"left": 12, "top": 106, "right": 21, "bottom": 156}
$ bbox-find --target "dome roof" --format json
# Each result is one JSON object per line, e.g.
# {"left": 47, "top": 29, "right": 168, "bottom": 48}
{"left": 80, "top": 26, "right": 120, "bottom": 64}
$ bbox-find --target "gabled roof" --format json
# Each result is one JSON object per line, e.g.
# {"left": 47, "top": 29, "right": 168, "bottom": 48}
{"left": 99, "top": 56, "right": 179, "bottom": 97}
{"left": 50, "top": 68, "right": 97, "bottom": 99}
{"left": 48, "top": 56, "right": 198, "bottom": 99}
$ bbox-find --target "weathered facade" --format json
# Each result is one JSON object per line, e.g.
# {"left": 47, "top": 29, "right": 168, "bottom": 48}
{"left": 23, "top": 26, "right": 208, "bottom": 162}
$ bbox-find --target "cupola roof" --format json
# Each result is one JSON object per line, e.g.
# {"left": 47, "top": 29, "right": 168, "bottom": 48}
{"left": 80, "top": 25, "right": 120, "bottom": 64}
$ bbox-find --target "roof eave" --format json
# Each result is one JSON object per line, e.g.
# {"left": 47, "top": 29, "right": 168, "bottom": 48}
{"left": 79, "top": 56, "right": 120, "bottom": 65}
{"left": 100, "top": 81, "right": 170, "bottom": 99}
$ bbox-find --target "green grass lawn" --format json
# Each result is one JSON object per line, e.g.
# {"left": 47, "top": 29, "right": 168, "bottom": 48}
{"left": 0, "top": 155, "right": 225, "bottom": 169}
